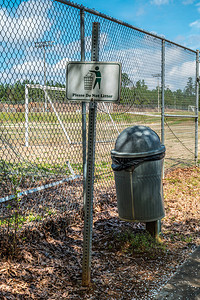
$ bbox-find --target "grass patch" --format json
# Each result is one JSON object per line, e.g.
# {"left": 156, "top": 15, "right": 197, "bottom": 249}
{"left": 0, "top": 159, "right": 80, "bottom": 178}
{"left": 0, "top": 111, "right": 161, "bottom": 125}
{"left": 108, "top": 229, "right": 167, "bottom": 259}
{"left": 0, "top": 159, "right": 113, "bottom": 179}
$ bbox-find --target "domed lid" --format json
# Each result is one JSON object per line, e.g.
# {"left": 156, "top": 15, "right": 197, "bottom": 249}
{"left": 111, "top": 125, "right": 165, "bottom": 158}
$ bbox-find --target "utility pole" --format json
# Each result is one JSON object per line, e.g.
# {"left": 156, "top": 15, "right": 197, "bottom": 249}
{"left": 152, "top": 73, "right": 161, "bottom": 112}
{"left": 35, "top": 41, "right": 54, "bottom": 111}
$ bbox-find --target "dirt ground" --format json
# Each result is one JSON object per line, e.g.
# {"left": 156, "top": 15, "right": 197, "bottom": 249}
{"left": 0, "top": 167, "right": 200, "bottom": 299}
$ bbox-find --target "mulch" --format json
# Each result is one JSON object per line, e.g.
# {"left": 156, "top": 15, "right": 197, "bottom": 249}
{"left": 0, "top": 167, "right": 199, "bottom": 299}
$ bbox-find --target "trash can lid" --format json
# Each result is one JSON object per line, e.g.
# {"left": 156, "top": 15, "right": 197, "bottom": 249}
{"left": 111, "top": 125, "right": 165, "bottom": 158}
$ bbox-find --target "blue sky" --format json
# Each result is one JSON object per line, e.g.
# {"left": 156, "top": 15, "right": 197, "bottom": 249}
{"left": 80, "top": 0, "right": 200, "bottom": 50}
{"left": 0, "top": 0, "right": 197, "bottom": 91}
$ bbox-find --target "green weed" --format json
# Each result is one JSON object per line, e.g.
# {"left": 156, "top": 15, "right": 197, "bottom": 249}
{"left": 113, "top": 230, "right": 166, "bottom": 258}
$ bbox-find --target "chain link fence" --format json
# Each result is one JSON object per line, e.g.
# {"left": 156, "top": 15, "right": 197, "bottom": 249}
{"left": 0, "top": 0, "right": 199, "bottom": 234}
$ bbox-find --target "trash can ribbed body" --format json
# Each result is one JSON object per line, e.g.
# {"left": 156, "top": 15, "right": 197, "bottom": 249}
{"left": 111, "top": 125, "right": 165, "bottom": 222}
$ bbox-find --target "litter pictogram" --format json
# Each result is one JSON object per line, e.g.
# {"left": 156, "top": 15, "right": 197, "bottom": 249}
{"left": 84, "top": 73, "right": 94, "bottom": 90}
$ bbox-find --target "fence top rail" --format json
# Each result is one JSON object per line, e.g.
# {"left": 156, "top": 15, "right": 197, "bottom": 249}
{"left": 56, "top": 0, "right": 197, "bottom": 54}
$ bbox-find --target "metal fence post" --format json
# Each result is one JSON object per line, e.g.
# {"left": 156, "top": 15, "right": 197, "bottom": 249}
{"left": 195, "top": 50, "right": 199, "bottom": 165}
{"left": 157, "top": 39, "right": 165, "bottom": 235}
{"left": 161, "top": 39, "right": 165, "bottom": 147}
{"left": 82, "top": 22, "right": 100, "bottom": 287}
{"left": 25, "top": 84, "right": 29, "bottom": 147}
{"left": 80, "top": 8, "right": 87, "bottom": 211}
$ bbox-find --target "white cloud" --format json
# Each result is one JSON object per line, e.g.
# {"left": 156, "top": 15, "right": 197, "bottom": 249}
{"left": 182, "top": 0, "right": 195, "bottom": 4}
{"left": 189, "top": 19, "right": 200, "bottom": 29}
{"left": 2, "top": 44, "right": 195, "bottom": 91}
{"left": 150, "top": 31, "right": 166, "bottom": 38}
{"left": 0, "top": 12, "right": 195, "bottom": 92}
{"left": 136, "top": 7, "right": 146, "bottom": 17}
{"left": 0, "top": 57, "right": 67, "bottom": 84}
{"left": 196, "top": 2, "right": 200, "bottom": 12}
{"left": 9, "top": 59, "right": 45, "bottom": 82}
{"left": 0, "top": 0, "right": 52, "bottom": 43}
{"left": 66, "top": 32, "right": 108, "bottom": 54}
{"left": 151, "top": 0, "right": 169, "bottom": 5}
{"left": 166, "top": 59, "right": 196, "bottom": 90}
{"left": 51, "top": 58, "right": 69, "bottom": 74}
{"left": 100, "top": 45, "right": 195, "bottom": 91}
{"left": 16, "top": 0, "right": 52, "bottom": 17}
{"left": 0, "top": 31, "right": 109, "bottom": 85}
{"left": 176, "top": 33, "right": 200, "bottom": 50}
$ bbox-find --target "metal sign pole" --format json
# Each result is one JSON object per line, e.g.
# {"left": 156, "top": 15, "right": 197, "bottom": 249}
{"left": 80, "top": 8, "right": 87, "bottom": 211}
{"left": 161, "top": 39, "right": 165, "bottom": 149}
{"left": 82, "top": 22, "right": 100, "bottom": 287}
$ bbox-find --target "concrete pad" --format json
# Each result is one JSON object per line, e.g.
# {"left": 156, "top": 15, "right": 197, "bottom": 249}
{"left": 154, "top": 246, "right": 200, "bottom": 300}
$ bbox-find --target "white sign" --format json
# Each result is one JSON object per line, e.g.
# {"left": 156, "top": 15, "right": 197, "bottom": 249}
{"left": 66, "top": 62, "right": 121, "bottom": 102}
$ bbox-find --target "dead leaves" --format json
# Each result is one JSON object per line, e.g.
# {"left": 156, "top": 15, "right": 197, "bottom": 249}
{"left": 0, "top": 167, "right": 199, "bottom": 299}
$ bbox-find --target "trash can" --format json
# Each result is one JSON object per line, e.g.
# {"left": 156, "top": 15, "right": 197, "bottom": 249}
{"left": 111, "top": 125, "right": 165, "bottom": 222}
{"left": 84, "top": 73, "right": 94, "bottom": 90}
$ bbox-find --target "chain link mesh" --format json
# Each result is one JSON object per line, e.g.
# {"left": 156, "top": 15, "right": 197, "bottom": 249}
{"left": 0, "top": 0, "right": 198, "bottom": 233}
{"left": 164, "top": 42, "right": 197, "bottom": 166}
{"left": 0, "top": 1, "right": 84, "bottom": 234}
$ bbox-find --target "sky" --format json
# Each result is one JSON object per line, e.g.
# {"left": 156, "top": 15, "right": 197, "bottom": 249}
{"left": 0, "top": 0, "right": 198, "bottom": 92}
{"left": 79, "top": 0, "right": 200, "bottom": 51}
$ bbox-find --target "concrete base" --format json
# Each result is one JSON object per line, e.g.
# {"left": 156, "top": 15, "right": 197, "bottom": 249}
{"left": 154, "top": 246, "right": 200, "bottom": 299}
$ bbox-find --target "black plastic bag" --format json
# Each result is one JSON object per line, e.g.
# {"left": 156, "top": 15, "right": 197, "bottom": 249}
{"left": 111, "top": 152, "right": 165, "bottom": 171}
